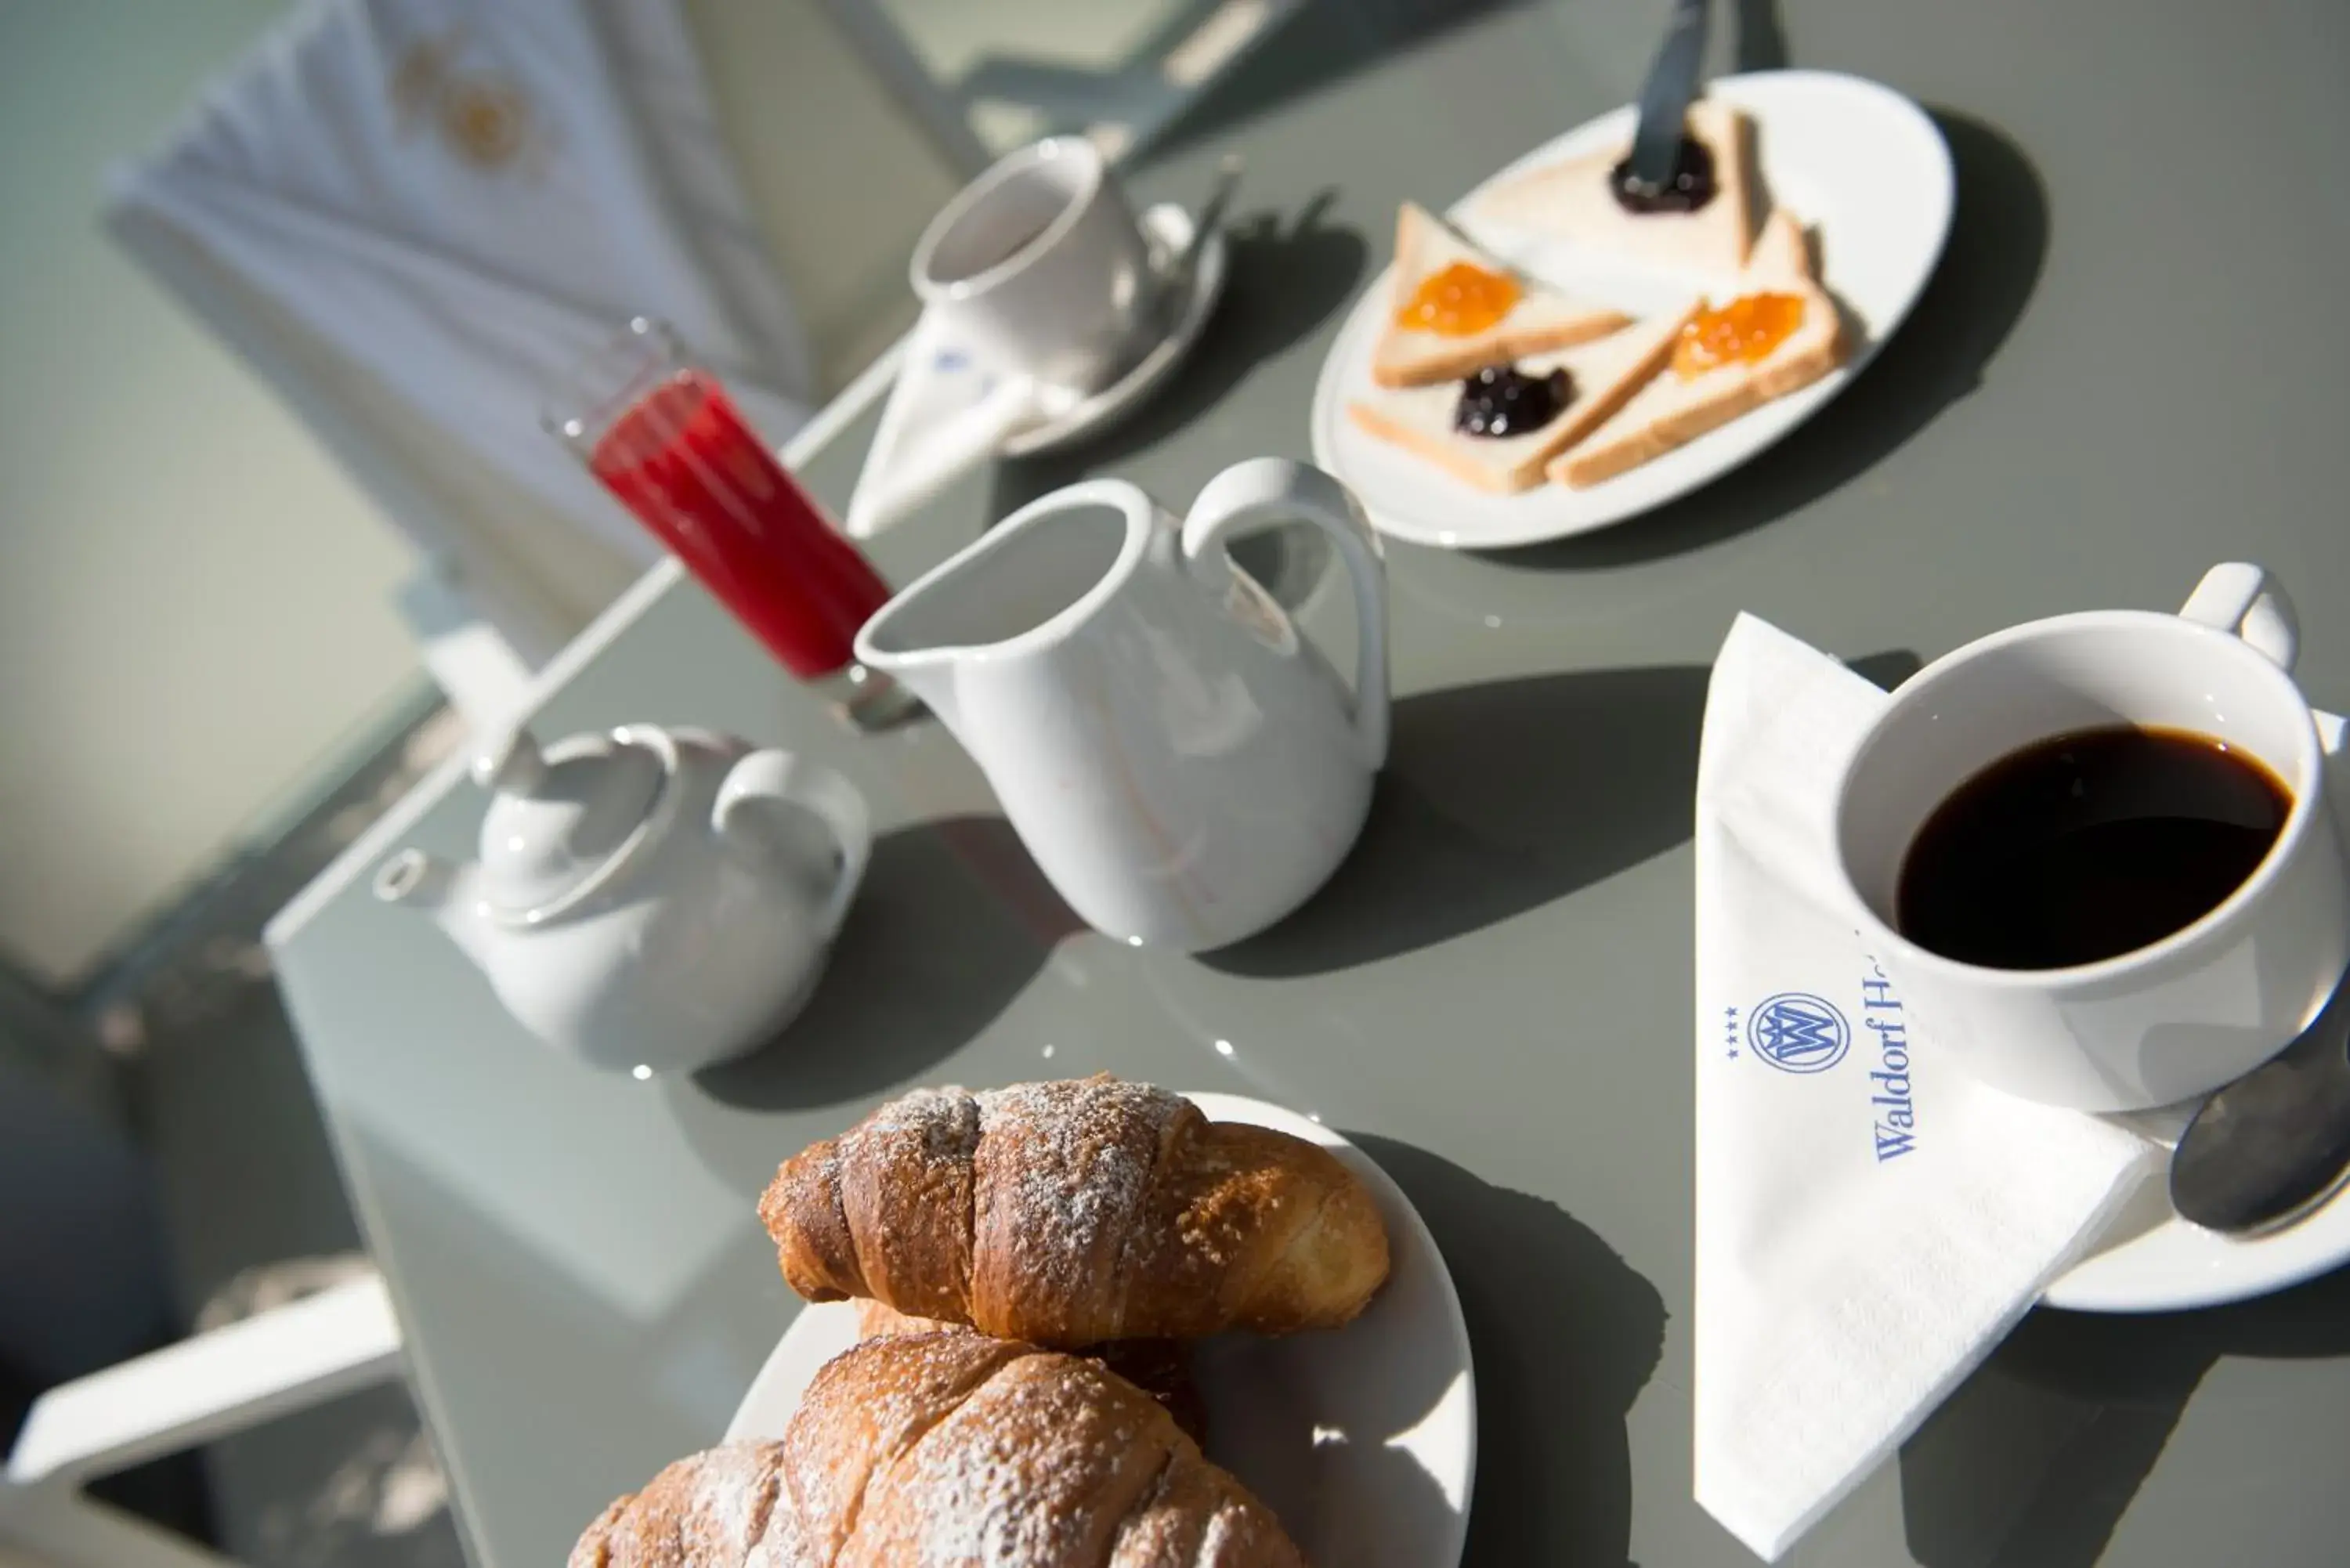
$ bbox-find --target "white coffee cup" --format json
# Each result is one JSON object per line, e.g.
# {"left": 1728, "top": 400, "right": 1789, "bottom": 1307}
{"left": 1832, "top": 562, "right": 2350, "bottom": 1111}
{"left": 909, "top": 135, "right": 1162, "bottom": 397}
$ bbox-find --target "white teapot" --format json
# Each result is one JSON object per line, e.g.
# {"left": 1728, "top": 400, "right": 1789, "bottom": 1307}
{"left": 373, "top": 723, "right": 869, "bottom": 1074}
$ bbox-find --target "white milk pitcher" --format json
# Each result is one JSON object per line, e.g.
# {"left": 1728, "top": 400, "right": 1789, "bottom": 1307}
{"left": 855, "top": 457, "right": 1388, "bottom": 952}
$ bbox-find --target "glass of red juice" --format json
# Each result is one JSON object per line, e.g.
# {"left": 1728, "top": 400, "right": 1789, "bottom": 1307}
{"left": 546, "top": 317, "right": 913, "bottom": 724}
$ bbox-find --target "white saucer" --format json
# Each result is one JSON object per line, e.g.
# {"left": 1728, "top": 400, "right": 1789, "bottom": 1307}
{"left": 2043, "top": 705, "right": 2350, "bottom": 1313}
{"left": 725, "top": 1092, "right": 1475, "bottom": 1568}
{"left": 1309, "top": 70, "right": 1954, "bottom": 550}
{"left": 845, "top": 203, "right": 1228, "bottom": 537}
{"left": 1002, "top": 202, "right": 1228, "bottom": 456}
{"left": 2043, "top": 1118, "right": 2350, "bottom": 1314}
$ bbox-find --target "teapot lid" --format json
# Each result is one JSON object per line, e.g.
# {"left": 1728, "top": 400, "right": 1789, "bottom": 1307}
{"left": 471, "top": 725, "right": 674, "bottom": 921}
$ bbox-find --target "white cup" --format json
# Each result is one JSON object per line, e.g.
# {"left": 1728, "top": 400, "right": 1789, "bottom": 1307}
{"left": 909, "top": 135, "right": 1162, "bottom": 396}
{"left": 1831, "top": 563, "right": 2350, "bottom": 1111}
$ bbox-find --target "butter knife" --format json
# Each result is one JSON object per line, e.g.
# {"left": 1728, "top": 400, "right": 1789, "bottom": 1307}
{"left": 1625, "top": 0, "right": 1712, "bottom": 192}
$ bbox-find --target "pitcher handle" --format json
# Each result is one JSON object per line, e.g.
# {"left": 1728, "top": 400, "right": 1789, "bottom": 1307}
{"left": 713, "top": 750, "right": 873, "bottom": 939}
{"left": 1180, "top": 458, "right": 1390, "bottom": 768}
{"left": 2181, "top": 562, "right": 2298, "bottom": 670}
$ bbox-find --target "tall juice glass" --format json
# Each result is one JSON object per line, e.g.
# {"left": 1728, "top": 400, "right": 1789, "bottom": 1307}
{"left": 547, "top": 318, "right": 911, "bottom": 724}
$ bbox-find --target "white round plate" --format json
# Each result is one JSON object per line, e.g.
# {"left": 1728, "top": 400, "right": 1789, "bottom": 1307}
{"left": 2044, "top": 1132, "right": 2350, "bottom": 1314}
{"left": 1002, "top": 201, "right": 1230, "bottom": 457}
{"left": 1310, "top": 70, "right": 1954, "bottom": 550}
{"left": 727, "top": 1092, "right": 1475, "bottom": 1568}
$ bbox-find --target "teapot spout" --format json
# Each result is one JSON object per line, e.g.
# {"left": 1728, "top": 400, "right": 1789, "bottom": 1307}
{"left": 372, "top": 850, "right": 493, "bottom": 967}
{"left": 375, "top": 848, "right": 504, "bottom": 968}
{"left": 374, "top": 848, "right": 457, "bottom": 911}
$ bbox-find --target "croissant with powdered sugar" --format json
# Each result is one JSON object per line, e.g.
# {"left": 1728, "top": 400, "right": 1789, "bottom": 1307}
{"left": 757, "top": 1077, "right": 1390, "bottom": 1347}
{"left": 569, "top": 1330, "right": 1303, "bottom": 1568}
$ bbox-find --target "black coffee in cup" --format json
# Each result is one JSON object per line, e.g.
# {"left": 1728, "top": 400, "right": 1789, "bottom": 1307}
{"left": 1896, "top": 725, "right": 2291, "bottom": 970}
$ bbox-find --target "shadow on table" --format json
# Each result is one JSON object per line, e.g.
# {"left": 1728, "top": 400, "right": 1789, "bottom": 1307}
{"left": 1494, "top": 107, "right": 2049, "bottom": 570}
{"left": 692, "top": 815, "right": 1080, "bottom": 1111}
{"left": 1900, "top": 1261, "right": 2350, "bottom": 1568}
{"left": 1347, "top": 1133, "right": 1666, "bottom": 1568}
{"left": 988, "top": 191, "right": 1368, "bottom": 521}
{"left": 1203, "top": 649, "right": 1915, "bottom": 977}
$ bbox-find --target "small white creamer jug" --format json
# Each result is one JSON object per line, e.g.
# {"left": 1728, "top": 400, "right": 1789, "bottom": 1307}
{"left": 855, "top": 457, "right": 1388, "bottom": 952}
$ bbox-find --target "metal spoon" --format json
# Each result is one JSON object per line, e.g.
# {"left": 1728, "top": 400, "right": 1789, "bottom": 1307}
{"left": 2169, "top": 984, "right": 2350, "bottom": 1234}
{"left": 1153, "top": 153, "right": 1242, "bottom": 335}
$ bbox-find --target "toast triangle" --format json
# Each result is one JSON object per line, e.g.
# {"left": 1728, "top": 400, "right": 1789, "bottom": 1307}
{"left": 1469, "top": 98, "right": 1755, "bottom": 282}
{"left": 1369, "top": 201, "right": 1630, "bottom": 388}
{"left": 1550, "top": 211, "right": 1846, "bottom": 490}
{"left": 1349, "top": 304, "right": 1701, "bottom": 493}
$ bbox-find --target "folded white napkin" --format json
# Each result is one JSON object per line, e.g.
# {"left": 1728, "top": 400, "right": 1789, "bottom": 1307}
{"left": 844, "top": 315, "right": 1076, "bottom": 539}
{"left": 105, "top": 0, "right": 814, "bottom": 659}
{"left": 1692, "top": 615, "right": 2162, "bottom": 1561}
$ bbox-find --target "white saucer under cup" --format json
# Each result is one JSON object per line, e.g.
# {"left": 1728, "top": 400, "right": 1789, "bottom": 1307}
{"left": 844, "top": 204, "right": 1230, "bottom": 538}
{"left": 2049, "top": 698, "right": 2350, "bottom": 1314}
{"left": 1001, "top": 204, "right": 1227, "bottom": 457}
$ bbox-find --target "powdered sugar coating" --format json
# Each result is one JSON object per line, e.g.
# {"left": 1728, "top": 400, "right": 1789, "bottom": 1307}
{"left": 786, "top": 1330, "right": 1022, "bottom": 1563}
{"left": 639, "top": 1443, "right": 777, "bottom": 1565}
{"left": 744, "top": 1494, "right": 812, "bottom": 1568}
{"left": 1197, "top": 1508, "right": 1236, "bottom": 1566}
{"left": 913, "top": 1387, "right": 1085, "bottom": 1566}
{"left": 864, "top": 1086, "right": 984, "bottom": 1151}
{"left": 883, "top": 1352, "right": 1171, "bottom": 1568}
{"left": 976, "top": 1080, "right": 1184, "bottom": 1246}
{"left": 826, "top": 1086, "right": 982, "bottom": 1194}
{"left": 569, "top": 1442, "right": 789, "bottom": 1568}
{"left": 971, "top": 1081, "right": 1189, "bottom": 1339}
{"left": 694, "top": 1444, "right": 772, "bottom": 1555}
{"left": 769, "top": 1087, "right": 985, "bottom": 1313}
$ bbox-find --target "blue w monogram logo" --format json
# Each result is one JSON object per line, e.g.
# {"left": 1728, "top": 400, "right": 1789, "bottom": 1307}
{"left": 1748, "top": 992, "right": 1851, "bottom": 1074}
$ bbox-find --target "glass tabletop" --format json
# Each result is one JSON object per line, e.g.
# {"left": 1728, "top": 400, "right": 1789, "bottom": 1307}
{"left": 271, "top": 2, "right": 2350, "bottom": 1565}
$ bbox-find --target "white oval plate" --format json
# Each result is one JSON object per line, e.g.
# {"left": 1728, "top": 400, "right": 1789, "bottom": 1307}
{"left": 726, "top": 1092, "right": 1475, "bottom": 1568}
{"left": 1309, "top": 70, "right": 1954, "bottom": 550}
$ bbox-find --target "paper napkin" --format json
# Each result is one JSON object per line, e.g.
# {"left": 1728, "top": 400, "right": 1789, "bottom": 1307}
{"left": 843, "top": 315, "right": 1078, "bottom": 540}
{"left": 1692, "top": 614, "right": 2162, "bottom": 1560}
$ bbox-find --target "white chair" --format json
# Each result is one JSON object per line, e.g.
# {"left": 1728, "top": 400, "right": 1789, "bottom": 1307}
{"left": 821, "top": 0, "right": 1306, "bottom": 165}
{"left": 103, "top": 0, "right": 824, "bottom": 735}
{"left": 2, "top": 1274, "right": 403, "bottom": 1568}
{"left": 392, "top": 555, "right": 540, "bottom": 734}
